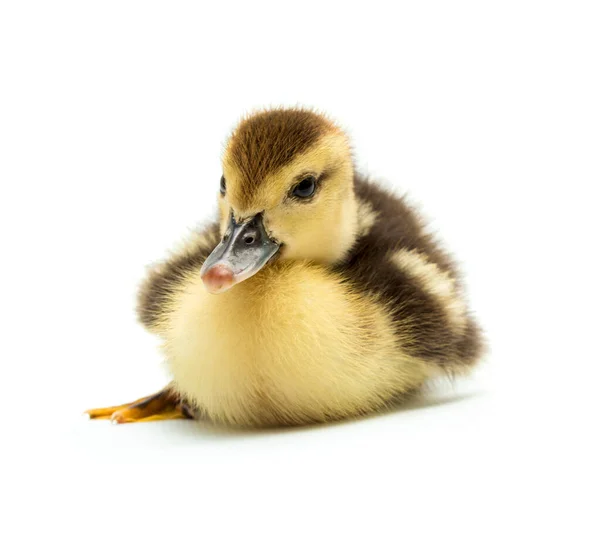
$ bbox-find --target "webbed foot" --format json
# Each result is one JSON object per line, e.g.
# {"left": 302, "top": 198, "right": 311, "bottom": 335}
{"left": 85, "top": 385, "right": 194, "bottom": 424}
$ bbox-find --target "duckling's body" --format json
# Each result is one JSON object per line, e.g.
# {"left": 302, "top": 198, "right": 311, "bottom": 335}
{"left": 88, "top": 108, "right": 483, "bottom": 428}
{"left": 162, "top": 258, "right": 414, "bottom": 426}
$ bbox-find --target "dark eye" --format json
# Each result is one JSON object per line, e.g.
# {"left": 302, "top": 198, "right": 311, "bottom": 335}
{"left": 292, "top": 176, "right": 317, "bottom": 199}
{"left": 220, "top": 176, "right": 226, "bottom": 196}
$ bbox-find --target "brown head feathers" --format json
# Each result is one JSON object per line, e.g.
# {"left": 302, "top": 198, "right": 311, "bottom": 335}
{"left": 224, "top": 108, "right": 339, "bottom": 203}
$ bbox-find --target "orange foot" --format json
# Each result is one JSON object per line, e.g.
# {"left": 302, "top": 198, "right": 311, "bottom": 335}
{"left": 85, "top": 385, "right": 195, "bottom": 424}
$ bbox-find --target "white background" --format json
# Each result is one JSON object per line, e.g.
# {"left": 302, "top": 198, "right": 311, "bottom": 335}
{"left": 1, "top": 1, "right": 598, "bottom": 543}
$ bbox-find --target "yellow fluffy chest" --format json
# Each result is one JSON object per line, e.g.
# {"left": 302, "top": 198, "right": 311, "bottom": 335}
{"left": 161, "top": 262, "right": 424, "bottom": 427}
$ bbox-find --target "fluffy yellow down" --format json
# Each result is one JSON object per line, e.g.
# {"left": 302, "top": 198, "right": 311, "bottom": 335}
{"left": 160, "top": 260, "right": 430, "bottom": 427}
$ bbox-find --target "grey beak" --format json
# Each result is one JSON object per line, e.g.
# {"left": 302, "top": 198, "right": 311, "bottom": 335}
{"left": 200, "top": 213, "right": 280, "bottom": 293}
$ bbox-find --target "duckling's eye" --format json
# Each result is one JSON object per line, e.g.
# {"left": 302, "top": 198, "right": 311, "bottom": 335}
{"left": 292, "top": 176, "right": 317, "bottom": 199}
{"left": 220, "top": 176, "right": 226, "bottom": 196}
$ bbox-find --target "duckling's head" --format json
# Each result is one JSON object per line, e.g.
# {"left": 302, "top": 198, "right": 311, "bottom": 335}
{"left": 201, "top": 108, "right": 358, "bottom": 294}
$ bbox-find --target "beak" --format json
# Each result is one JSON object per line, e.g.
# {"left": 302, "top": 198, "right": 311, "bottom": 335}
{"left": 200, "top": 213, "right": 280, "bottom": 294}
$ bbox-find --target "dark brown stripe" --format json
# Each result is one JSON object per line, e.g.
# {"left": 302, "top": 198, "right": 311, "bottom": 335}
{"left": 334, "top": 175, "right": 484, "bottom": 367}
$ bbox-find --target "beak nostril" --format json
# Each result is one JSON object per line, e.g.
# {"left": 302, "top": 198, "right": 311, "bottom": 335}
{"left": 244, "top": 235, "right": 255, "bottom": 245}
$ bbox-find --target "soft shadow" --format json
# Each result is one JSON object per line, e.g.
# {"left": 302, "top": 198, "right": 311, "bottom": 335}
{"left": 383, "top": 388, "right": 483, "bottom": 415}
{"left": 81, "top": 387, "right": 485, "bottom": 443}
{"left": 180, "top": 388, "right": 485, "bottom": 441}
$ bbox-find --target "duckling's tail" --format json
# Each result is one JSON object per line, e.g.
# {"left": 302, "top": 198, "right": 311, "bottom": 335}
{"left": 459, "top": 316, "right": 486, "bottom": 364}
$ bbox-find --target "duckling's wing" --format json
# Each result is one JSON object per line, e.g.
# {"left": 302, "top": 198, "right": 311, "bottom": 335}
{"left": 337, "top": 177, "right": 484, "bottom": 372}
{"left": 137, "top": 222, "right": 221, "bottom": 334}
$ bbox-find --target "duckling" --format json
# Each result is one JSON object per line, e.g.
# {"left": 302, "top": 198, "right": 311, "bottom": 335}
{"left": 86, "top": 108, "right": 484, "bottom": 428}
